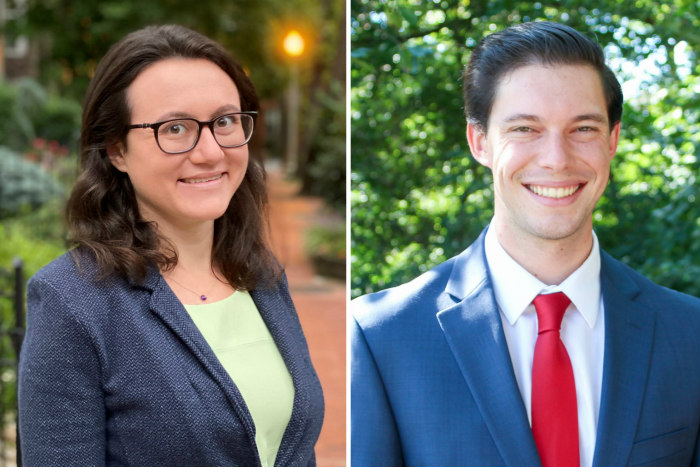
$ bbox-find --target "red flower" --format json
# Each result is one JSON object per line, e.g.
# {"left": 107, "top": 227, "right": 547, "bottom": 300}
{"left": 32, "top": 138, "right": 47, "bottom": 150}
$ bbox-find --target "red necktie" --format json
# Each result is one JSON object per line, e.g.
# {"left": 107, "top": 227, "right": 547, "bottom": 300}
{"left": 532, "top": 292, "right": 579, "bottom": 467}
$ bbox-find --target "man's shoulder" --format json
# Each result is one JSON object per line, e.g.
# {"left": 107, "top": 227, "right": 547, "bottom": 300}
{"left": 601, "top": 250, "right": 700, "bottom": 312}
{"left": 352, "top": 240, "right": 485, "bottom": 331}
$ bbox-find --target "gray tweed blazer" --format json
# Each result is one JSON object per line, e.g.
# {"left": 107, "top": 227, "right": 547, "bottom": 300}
{"left": 18, "top": 251, "right": 324, "bottom": 467}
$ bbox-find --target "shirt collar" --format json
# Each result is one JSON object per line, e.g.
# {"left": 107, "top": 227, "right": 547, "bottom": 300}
{"left": 484, "top": 224, "right": 601, "bottom": 328}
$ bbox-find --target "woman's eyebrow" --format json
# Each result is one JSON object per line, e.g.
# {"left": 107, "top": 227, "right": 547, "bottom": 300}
{"left": 211, "top": 104, "right": 242, "bottom": 117}
{"left": 148, "top": 104, "right": 243, "bottom": 123}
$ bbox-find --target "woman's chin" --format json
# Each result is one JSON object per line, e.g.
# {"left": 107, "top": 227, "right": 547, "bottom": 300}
{"left": 175, "top": 203, "right": 231, "bottom": 225}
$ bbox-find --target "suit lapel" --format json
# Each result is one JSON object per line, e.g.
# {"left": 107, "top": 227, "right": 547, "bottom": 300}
{"left": 593, "top": 253, "right": 654, "bottom": 467}
{"left": 437, "top": 231, "right": 541, "bottom": 467}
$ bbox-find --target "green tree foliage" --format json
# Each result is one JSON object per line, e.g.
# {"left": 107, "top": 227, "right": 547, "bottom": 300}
{"left": 4, "top": 0, "right": 346, "bottom": 209}
{"left": 351, "top": 0, "right": 700, "bottom": 297}
{"left": 6, "top": 0, "right": 322, "bottom": 99}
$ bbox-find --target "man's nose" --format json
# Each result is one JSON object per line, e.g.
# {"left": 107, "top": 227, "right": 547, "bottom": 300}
{"left": 538, "top": 133, "right": 572, "bottom": 171}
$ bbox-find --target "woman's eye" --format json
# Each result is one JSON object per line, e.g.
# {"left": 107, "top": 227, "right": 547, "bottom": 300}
{"left": 164, "top": 122, "right": 188, "bottom": 135}
{"left": 216, "top": 115, "right": 237, "bottom": 128}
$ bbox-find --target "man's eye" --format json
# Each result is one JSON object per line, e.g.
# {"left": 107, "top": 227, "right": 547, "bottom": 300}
{"left": 577, "top": 126, "right": 597, "bottom": 132}
{"left": 513, "top": 127, "right": 533, "bottom": 132}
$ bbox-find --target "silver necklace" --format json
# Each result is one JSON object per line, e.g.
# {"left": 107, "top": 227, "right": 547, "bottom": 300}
{"left": 168, "top": 275, "right": 209, "bottom": 302}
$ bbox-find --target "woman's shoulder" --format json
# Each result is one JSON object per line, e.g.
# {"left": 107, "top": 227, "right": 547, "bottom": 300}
{"left": 29, "top": 249, "right": 133, "bottom": 305}
{"left": 27, "top": 249, "right": 157, "bottom": 330}
{"left": 31, "top": 249, "right": 101, "bottom": 287}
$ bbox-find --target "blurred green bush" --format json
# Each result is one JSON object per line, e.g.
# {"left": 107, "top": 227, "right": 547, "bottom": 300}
{"left": 0, "top": 204, "right": 68, "bottom": 418}
{"left": 0, "top": 78, "right": 76, "bottom": 419}
{"left": 0, "top": 78, "right": 81, "bottom": 153}
{"left": 0, "top": 147, "right": 64, "bottom": 219}
{"left": 303, "top": 82, "right": 346, "bottom": 212}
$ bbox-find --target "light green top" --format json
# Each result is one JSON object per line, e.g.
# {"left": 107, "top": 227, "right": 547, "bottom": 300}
{"left": 184, "top": 291, "right": 294, "bottom": 467}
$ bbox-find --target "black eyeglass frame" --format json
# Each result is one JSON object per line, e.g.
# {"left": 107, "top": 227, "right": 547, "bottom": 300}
{"left": 127, "top": 111, "right": 258, "bottom": 154}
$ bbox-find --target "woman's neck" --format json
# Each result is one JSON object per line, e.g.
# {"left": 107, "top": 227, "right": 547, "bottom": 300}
{"left": 170, "top": 228, "right": 215, "bottom": 276}
{"left": 149, "top": 214, "right": 215, "bottom": 271}
{"left": 158, "top": 220, "right": 235, "bottom": 303}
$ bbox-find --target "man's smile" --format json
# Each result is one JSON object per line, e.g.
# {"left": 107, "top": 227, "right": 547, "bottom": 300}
{"left": 525, "top": 183, "right": 584, "bottom": 199}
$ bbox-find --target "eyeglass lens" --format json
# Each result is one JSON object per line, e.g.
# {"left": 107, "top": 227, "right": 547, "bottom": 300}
{"left": 157, "top": 114, "right": 254, "bottom": 153}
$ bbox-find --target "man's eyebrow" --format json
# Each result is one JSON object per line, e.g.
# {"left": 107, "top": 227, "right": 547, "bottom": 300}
{"left": 572, "top": 113, "right": 607, "bottom": 124}
{"left": 501, "top": 113, "right": 608, "bottom": 124}
{"left": 502, "top": 113, "right": 541, "bottom": 124}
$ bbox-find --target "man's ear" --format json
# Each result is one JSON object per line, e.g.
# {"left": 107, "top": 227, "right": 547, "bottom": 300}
{"left": 608, "top": 121, "right": 621, "bottom": 160}
{"left": 466, "top": 122, "right": 491, "bottom": 168}
{"left": 107, "top": 143, "right": 127, "bottom": 173}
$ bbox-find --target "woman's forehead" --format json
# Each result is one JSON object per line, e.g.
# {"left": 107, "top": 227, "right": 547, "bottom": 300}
{"left": 127, "top": 58, "right": 241, "bottom": 121}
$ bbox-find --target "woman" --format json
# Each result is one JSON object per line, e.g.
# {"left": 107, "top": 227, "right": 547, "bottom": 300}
{"left": 18, "top": 24, "right": 324, "bottom": 467}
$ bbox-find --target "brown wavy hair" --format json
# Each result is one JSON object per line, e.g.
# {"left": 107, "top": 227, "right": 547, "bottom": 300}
{"left": 66, "top": 24, "right": 280, "bottom": 290}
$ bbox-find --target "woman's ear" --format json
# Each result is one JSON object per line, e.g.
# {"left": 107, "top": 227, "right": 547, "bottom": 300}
{"left": 466, "top": 122, "right": 492, "bottom": 169}
{"left": 107, "top": 144, "right": 127, "bottom": 173}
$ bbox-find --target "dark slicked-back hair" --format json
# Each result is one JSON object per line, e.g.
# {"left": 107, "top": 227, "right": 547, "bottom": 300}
{"left": 67, "top": 24, "right": 280, "bottom": 289}
{"left": 464, "top": 21, "right": 623, "bottom": 131}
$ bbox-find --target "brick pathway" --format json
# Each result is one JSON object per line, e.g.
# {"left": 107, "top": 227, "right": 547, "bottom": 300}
{"left": 266, "top": 164, "right": 346, "bottom": 467}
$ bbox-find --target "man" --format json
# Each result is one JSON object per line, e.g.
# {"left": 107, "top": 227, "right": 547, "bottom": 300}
{"left": 351, "top": 21, "right": 700, "bottom": 467}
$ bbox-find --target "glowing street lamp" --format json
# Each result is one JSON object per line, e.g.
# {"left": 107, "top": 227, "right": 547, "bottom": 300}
{"left": 282, "top": 29, "right": 305, "bottom": 173}
{"left": 283, "top": 30, "right": 305, "bottom": 57}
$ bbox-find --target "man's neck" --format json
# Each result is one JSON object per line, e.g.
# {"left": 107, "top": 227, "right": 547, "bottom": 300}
{"left": 492, "top": 218, "right": 594, "bottom": 286}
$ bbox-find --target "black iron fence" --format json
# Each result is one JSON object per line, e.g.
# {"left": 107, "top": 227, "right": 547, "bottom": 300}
{"left": 0, "top": 258, "right": 24, "bottom": 467}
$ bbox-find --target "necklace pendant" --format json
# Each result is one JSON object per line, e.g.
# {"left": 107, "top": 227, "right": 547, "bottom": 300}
{"left": 200, "top": 295, "right": 207, "bottom": 301}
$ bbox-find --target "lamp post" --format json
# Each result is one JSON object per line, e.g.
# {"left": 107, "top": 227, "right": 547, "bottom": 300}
{"left": 282, "top": 30, "right": 305, "bottom": 174}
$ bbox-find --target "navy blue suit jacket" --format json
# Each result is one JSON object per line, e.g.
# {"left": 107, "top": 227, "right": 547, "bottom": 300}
{"left": 351, "top": 229, "right": 700, "bottom": 467}
{"left": 19, "top": 251, "right": 324, "bottom": 467}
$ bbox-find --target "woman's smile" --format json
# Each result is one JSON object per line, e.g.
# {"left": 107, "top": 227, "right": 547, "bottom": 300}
{"left": 179, "top": 172, "right": 226, "bottom": 184}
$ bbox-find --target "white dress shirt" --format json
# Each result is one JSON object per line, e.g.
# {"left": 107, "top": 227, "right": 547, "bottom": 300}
{"left": 484, "top": 226, "right": 605, "bottom": 467}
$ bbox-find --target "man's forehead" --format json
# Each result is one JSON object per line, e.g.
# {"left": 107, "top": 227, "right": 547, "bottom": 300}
{"left": 489, "top": 64, "right": 608, "bottom": 123}
{"left": 494, "top": 63, "right": 604, "bottom": 95}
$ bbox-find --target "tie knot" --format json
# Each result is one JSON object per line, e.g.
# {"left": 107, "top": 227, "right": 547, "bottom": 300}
{"left": 533, "top": 292, "right": 571, "bottom": 333}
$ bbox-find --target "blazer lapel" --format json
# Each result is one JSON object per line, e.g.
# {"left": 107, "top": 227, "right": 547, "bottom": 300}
{"left": 250, "top": 278, "right": 317, "bottom": 467}
{"left": 437, "top": 231, "right": 542, "bottom": 467}
{"left": 143, "top": 270, "right": 319, "bottom": 467}
{"left": 593, "top": 252, "right": 655, "bottom": 467}
{"left": 141, "top": 270, "right": 259, "bottom": 454}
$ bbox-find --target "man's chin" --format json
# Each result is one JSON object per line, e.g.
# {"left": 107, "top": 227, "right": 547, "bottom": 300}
{"left": 527, "top": 221, "right": 590, "bottom": 243}
{"left": 510, "top": 211, "right": 591, "bottom": 241}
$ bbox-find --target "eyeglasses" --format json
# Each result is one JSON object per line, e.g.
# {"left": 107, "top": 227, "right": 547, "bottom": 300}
{"left": 127, "top": 111, "right": 257, "bottom": 154}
